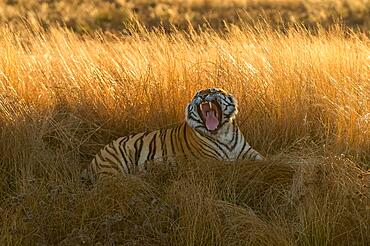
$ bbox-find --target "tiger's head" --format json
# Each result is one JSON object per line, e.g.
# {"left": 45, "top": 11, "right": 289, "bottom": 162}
{"left": 185, "top": 88, "right": 238, "bottom": 135}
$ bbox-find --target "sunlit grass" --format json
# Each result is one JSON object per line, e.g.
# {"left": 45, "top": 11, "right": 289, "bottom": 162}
{"left": 0, "top": 23, "right": 369, "bottom": 244}
{"left": 1, "top": 24, "right": 368, "bottom": 160}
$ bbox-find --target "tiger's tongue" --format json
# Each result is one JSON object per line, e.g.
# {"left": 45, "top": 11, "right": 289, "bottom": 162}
{"left": 205, "top": 111, "right": 219, "bottom": 131}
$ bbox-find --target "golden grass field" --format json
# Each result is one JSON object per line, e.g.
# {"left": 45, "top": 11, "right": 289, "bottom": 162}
{"left": 0, "top": 0, "right": 370, "bottom": 245}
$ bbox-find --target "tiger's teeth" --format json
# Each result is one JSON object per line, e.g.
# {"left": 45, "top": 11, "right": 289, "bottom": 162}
{"left": 200, "top": 103, "right": 203, "bottom": 111}
{"left": 209, "top": 102, "right": 212, "bottom": 108}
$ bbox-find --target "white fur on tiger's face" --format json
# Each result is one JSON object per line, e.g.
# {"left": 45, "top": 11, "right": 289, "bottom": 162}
{"left": 186, "top": 88, "right": 238, "bottom": 136}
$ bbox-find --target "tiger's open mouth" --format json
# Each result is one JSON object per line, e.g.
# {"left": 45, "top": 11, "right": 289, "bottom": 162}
{"left": 197, "top": 101, "right": 222, "bottom": 132}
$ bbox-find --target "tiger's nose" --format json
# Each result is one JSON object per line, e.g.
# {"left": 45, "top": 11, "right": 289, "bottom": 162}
{"left": 205, "top": 95, "right": 213, "bottom": 101}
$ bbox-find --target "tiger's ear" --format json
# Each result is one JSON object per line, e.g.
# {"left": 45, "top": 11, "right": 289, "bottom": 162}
{"left": 186, "top": 102, "right": 193, "bottom": 111}
{"left": 228, "top": 94, "right": 237, "bottom": 104}
{"left": 229, "top": 94, "right": 238, "bottom": 113}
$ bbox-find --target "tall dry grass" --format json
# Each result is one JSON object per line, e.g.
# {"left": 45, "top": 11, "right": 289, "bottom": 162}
{"left": 0, "top": 23, "right": 369, "bottom": 244}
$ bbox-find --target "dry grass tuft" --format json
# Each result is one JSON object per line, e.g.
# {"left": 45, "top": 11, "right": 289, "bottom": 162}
{"left": 1, "top": 157, "right": 368, "bottom": 245}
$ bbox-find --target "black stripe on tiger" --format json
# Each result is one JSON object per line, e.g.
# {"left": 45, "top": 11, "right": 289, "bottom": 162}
{"left": 147, "top": 132, "right": 157, "bottom": 161}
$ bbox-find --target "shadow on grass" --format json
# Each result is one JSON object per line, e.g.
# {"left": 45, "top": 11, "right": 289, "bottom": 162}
{"left": 1, "top": 144, "right": 368, "bottom": 245}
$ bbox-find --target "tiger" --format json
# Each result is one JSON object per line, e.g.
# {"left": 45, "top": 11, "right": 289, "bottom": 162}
{"left": 84, "top": 88, "right": 264, "bottom": 182}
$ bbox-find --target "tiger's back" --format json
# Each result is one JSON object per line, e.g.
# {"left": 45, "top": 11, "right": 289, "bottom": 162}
{"left": 87, "top": 122, "right": 262, "bottom": 181}
{"left": 89, "top": 123, "right": 186, "bottom": 177}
